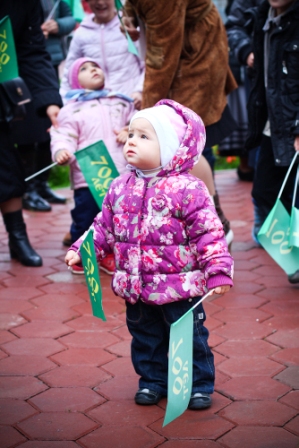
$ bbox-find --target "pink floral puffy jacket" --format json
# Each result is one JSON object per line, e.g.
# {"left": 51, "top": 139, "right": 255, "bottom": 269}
{"left": 70, "top": 99, "right": 234, "bottom": 305}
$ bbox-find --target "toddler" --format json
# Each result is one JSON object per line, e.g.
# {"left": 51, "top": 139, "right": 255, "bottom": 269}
{"left": 51, "top": 57, "right": 135, "bottom": 274}
{"left": 65, "top": 99, "right": 234, "bottom": 409}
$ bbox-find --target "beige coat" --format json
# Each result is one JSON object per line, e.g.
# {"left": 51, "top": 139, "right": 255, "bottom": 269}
{"left": 125, "top": 0, "right": 237, "bottom": 126}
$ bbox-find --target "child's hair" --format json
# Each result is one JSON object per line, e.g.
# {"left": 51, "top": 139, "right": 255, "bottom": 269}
{"left": 68, "top": 57, "right": 103, "bottom": 89}
{"left": 130, "top": 105, "right": 187, "bottom": 167}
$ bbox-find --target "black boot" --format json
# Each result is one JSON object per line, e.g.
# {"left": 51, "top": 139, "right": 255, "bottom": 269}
{"left": 288, "top": 270, "right": 299, "bottom": 284}
{"left": 35, "top": 141, "right": 66, "bottom": 204}
{"left": 3, "top": 210, "right": 42, "bottom": 267}
{"left": 36, "top": 180, "right": 67, "bottom": 204}
{"left": 23, "top": 179, "right": 52, "bottom": 212}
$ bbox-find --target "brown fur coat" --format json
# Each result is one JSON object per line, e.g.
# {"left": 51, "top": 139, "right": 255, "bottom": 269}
{"left": 125, "top": 0, "right": 237, "bottom": 126}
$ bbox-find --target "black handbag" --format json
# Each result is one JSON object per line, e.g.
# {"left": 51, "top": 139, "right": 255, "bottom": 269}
{"left": 0, "top": 77, "right": 31, "bottom": 123}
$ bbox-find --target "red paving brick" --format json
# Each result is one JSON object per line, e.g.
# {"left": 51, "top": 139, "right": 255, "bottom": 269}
{"left": 0, "top": 425, "right": 27, "bottom": 448}
{"left": 215, "top": 339, "right": 279, "bottom": 358}
{"left": 273, "top": 346, "right": 299, "bottom": 363}
{"left": 28, "top": 387, "right": 105, "bottom": 412}
{"left": 0, "top": 355, "right": 57, "bottom": 376}
{"left": 0, "top": 177, "right": 298, "bottom": 446}
{"left": 0, "top": 399, "right": 37, "bottom": 424}
{"left": 266, "top": 328, "right": 299, "bottom": 348}
{"left": 218, "top": 400, "right": 297, "bottom": 426}
{"left": 16, "top": 412, "right": 99, "bottom": 441}
{"left": 18, "top": 443, "right": 79, "bottom": 448}
{"left": 275, "top": 366, "right": 299, "bottom": 389}
{"left": 0, "top": 313, "right": 27, "bottom": 330}
{"left": 39, "top": 365, "right": 112, "bottom": 388}
{"left": 78, "top": 426, "right": 165, "bottom": 448}
{"left": 11, "top": 321, "right": 73, "bottom": 339}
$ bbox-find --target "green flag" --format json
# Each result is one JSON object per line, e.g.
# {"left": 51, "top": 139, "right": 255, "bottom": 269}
{"left": 75, "top": 140, "right": 119, "bottom": 209}
{"left": 114, "top": 0, "right": 139, "bottom": 56}
{"left": 258, "top": 153, "right": 299, "bottom": 274}
{"left": 64, "top": 0, "right": 85, "bottom": 22}
{"left": 163, "top": 310, "right": 193, "bottom": 427}
{"left": 114, "top": 0, "right": 123, "bottom": 10}
{"left": 0, "top": 16, "right": 18, "bottom": 83}
{"left": 163, "top": 290, "right": 215, "bottom": 427}
{"left": 80, "top": 229, "right": 106, "bottom": 321}
{"left": 288, "top": 165, "right": 299, "bottom": 248}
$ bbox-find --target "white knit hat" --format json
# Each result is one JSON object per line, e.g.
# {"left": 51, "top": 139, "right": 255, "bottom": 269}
{"left": 130, "top": 105, "right": 186, "bottom": 167}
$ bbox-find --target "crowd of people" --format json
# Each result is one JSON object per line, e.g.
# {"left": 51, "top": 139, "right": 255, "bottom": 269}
{"left": 1, "top": 0, "right": 298, "bottom": 411}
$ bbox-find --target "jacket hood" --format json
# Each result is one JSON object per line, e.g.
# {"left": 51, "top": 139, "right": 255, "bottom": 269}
{"left": 154, "top": 99, "right": 206, "bottom": 177}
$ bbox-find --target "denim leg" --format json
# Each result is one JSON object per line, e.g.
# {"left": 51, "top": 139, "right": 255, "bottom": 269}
{"left": 126, "top": 298, "right": 215, "bottom": 396}
{"left": 70, "top": 188, "right": 100, "bottom": 242}
{"left": 126, "top": 301, "right": 169, "bottom": 395}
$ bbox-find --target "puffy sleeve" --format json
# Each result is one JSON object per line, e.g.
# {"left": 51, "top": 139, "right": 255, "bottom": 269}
{"left": 69, "top": 181, "right": 117, "bottom": 260}
{"left": 183, "top": 180, "right": 234, "bottom": 289}
{"left": 50, "top": 104, "right": 78, "bottom": 162}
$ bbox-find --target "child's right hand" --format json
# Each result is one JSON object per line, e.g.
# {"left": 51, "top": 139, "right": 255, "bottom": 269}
{"left": 55, "top": 149, "right": 72, "bottom": 165}
{"left": 114, "top": 126, "right": 129, "bottom": 144}
{"left": 65, "top": 250, "right": 81, "bottom": 267}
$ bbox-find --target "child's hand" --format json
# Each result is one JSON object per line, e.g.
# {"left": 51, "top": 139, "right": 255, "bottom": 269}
{"left": 214, "top": 285, "right": 231, "bottom": 295}
{"left": 131, "top": 92, "right": 142, "bottom": 110}
{"left": 294, "top": 135, "right": 299, "bottom": 152}
{"left": 65, "top": 250, "right": 81, "bottom": 267}
{"left": 120, "top": 17, "right": 140, "bottom": 41}
{"left": 55, "top": 149, "right": 72, "bottom": 165}
{"left": 114, "top": 126, "right": 129, "bottom": 144}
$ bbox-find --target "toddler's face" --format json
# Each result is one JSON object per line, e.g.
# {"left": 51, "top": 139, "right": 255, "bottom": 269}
{"left": 87, "top": 0, "right": 116, "bottom": 24}
{"left": 78, "top": 62, "right": 105, "bottom": 90}
{"left": 123, "top": 118, "right": 161, "bottom": 171}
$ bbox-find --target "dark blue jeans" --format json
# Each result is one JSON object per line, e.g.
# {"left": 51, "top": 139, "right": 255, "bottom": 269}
{"left": 70, "top": 188, "right": 100, "bottom": 243}
{"left": 126, "top": 297, "right": 215, "bottom": 396}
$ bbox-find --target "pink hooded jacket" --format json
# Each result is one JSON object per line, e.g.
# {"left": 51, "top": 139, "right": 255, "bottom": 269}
{"left": 50, "top": 97, "right": 135, "bottom": 189}
{"left": 60, "top": 14, "right": 144, "bottom": 98}
{"left": 70, "top": 100, "right": 234, "bottom": 305}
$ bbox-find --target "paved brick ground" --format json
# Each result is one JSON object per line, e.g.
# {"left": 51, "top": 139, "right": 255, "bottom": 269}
{"left": 0, "top": 170, "right": 298, "bottom": 448}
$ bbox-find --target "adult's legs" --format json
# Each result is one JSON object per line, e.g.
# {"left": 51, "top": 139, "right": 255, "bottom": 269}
{"left": 252, "top": 135, "right": 296, "bottom": 228}
{"left": 191, "top": 155, "right": 233, "bottom": 246}
{"left": 191, "top": 155, "right": 215, "bottom": 195}
{"left": 0, "top": 127, "right": 42, "bottom": 266}
{"left": 252, "top": 136, "right": 299, "bottom": 283}
{"left": 35, "top": 140, "right": 67, "bottom": 204}
{"left": 17, "top": 143, "right": 52, "bottom": 212}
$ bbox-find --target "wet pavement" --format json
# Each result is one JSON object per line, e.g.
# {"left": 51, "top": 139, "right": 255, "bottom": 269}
{"left": 0, "top": 169, "right": 298, "bottom": 448}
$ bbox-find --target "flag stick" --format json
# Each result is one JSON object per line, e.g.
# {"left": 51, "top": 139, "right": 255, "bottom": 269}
{"left": 46, "top": 0, "right": 61, "bottom": 21}
{"left": 190, "top": 289, "right": 216, "bottom": 312}
{"left": 24, "top": 162, "right": 58, "bottom": 182}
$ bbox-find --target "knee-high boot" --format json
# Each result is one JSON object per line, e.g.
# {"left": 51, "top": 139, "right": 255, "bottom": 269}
{"left": 3, "top": 210, "right": 42, "bottom": 267}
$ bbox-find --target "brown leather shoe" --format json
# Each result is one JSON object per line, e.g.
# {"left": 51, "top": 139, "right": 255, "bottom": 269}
{"left": 62, "top": 232, "right": 72, "bottom": 247}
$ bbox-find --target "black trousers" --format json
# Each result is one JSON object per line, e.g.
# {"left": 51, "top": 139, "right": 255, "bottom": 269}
{"left": 252, "top": 135, "right": 297, "bottom": 217}
{"left": 0, "top": 124, "right": 25, "bottom": 202}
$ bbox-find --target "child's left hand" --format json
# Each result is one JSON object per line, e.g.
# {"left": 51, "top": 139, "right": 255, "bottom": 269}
{"left": 214, "top": 285, "right": 231, "bottom": 295}
{"left": 114, "top": 126, "right": 129, "bottom": 144}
